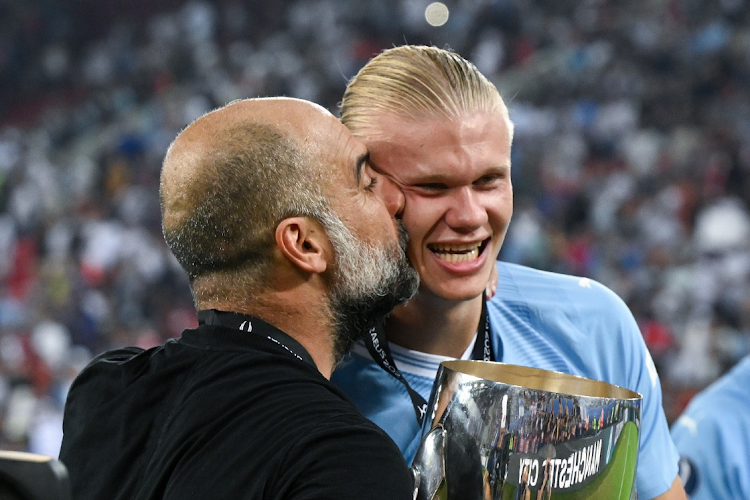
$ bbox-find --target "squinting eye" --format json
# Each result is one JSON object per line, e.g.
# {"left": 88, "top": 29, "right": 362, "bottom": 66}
{"left": 475, "top": 174, "right": 503, "bottom": 187}
{"left": 415, "top": 183, "right": 448, "bottom": 191}
{"left": 365, "top": 174, "right": 379, "bottom": 192}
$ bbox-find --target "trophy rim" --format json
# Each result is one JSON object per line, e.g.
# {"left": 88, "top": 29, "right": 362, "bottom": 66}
{"left": 440, "top": 360, "right": 642, "bottom": 401}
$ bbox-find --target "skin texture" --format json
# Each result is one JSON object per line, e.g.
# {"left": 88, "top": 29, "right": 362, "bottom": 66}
{"left": 365, "top": 110, "right": 512, "bottom": 357}
{"left": 653, "top": 478, "right": 687, "bottom": 500}
{"left": 161, "top": 98, "right": 408, "bottom": 378}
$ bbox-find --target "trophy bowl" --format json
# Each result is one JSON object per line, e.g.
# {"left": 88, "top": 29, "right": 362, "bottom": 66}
{"left": 411, "top": 360, "right": 642, "bottom": 500}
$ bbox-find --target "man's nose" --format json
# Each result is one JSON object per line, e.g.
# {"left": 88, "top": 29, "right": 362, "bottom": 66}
{"left": 445, "top": 187, "right": 487, "bottom": 230}
{"left": 377, "top": 174, "right": 406, "bottom": 219}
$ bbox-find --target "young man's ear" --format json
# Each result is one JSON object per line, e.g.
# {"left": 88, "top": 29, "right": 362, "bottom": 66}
{"left": 275, "top": 217, "right": 330, "bottom": 274}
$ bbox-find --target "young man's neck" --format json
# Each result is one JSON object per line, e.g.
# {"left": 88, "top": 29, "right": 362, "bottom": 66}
{"left": 384, "top": 292, "right": 484, "bottom": 358}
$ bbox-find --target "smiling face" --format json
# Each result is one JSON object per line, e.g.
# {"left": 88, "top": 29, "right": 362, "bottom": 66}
{"left": 365, "top": 110, "right": 513, "bottom": 303}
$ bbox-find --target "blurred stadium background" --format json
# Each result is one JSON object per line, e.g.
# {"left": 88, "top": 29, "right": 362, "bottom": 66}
{"left": 1, "top": 0, "right": 749, "bottom": 457}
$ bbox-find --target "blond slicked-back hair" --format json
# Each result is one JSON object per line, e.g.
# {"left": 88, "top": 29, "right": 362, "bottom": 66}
{"left": 340, "top": 45, "right": 512, "bottom": 138}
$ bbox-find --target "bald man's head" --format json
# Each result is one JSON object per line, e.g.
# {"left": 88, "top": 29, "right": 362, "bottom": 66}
{"left": 161, "top": 97, "right": 418, "bottom": 359}
{"left": 160, "top": 98, "right": 340, "bottom": 293}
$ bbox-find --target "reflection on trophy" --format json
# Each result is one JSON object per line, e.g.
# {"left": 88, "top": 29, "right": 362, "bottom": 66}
{"left": 411, "top": 361, "right": 642, "bottom": 500}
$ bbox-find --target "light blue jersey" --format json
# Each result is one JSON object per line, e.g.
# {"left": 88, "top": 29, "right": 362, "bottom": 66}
{"left": 332, "top": 262, "right": 679, "bottom": 500}
{"left": 671, "top": 355, "right": 750, "bottom": 500}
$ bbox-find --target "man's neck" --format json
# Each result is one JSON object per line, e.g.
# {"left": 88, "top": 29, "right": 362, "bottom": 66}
{"left": 385, "top": 292, "right": 483, "bottom": 358}
{"left": 200, "top": 290, "right": 337, "bottom": 378}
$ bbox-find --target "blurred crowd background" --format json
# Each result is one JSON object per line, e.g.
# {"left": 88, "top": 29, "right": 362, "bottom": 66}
{"left": 1, "top": 0, "right": 749, "bottom": 457}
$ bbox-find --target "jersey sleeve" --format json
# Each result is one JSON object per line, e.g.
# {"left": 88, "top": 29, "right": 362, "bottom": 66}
{"left": 494, "top": 265, "right": 680, "bottom": 500}
{"left": 595, "top": 284, "right": 680, "bottom": 500}
{"left": 671, "top": 363, "right": 750, "bottom": 500}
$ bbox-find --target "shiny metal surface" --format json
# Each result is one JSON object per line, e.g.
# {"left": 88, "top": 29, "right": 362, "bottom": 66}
{"left": 411, "top": 361, "right": 642, "bottom": 500}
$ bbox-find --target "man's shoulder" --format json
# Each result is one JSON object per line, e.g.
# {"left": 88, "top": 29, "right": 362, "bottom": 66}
{"left": 68, "top": 345, "right": 158, "bottom": 399}
{"left": 489, "top": 263, "right": 644, "bottom": 375}
{"left": 81, "top": 346, "right": 148, "bottom": 372}
{"left": 672, "top": 360, "right": 750, "bottom": 498}
{"left": 496, "top": 261, "right": 575, "bottom": 282}
{"left": 681, "top": 357, "right": 750, "bottom": 418}
{"left": 497, "top": 261, "right": 612, "bottom": 291}
{"left": 493, "top": 262, "right": 627, "bottom": 312}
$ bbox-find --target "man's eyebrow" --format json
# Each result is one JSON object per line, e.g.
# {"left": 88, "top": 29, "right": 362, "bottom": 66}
{"left": 355, "top": 152, "right": 370, "bottom": 184}
{"left": 405, "top": 164, "right": 510, "bottom": 185}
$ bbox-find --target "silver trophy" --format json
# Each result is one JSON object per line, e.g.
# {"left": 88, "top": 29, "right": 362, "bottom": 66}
{"left": 411, "top": 360, "right": 642, "bottom": 500}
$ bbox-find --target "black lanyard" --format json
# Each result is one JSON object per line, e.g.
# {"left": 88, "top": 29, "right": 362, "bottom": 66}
{"left": 363, "top": 296, "right": 497, "bottom": 427}
{"left": 197, "top": 309, "right": 316, "bottom": 368}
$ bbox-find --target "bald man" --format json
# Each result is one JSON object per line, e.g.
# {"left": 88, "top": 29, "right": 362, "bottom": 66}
{"left": 59, "top": 97, "right": 420, "bottom": 500}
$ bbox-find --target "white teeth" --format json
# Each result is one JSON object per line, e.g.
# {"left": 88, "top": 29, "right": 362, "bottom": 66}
{"left": 430, "top": 243, "right": 481, "bottom": 252}
{"left": 430, "top": 243, "right": 482, "bottom": 263}
{"left": 435, "top": 248, "right": 479, "bottom": 262}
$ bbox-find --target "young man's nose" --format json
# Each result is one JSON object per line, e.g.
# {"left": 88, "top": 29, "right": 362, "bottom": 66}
{"left": 445, "top": 187, "right": 488, "bottom": 230}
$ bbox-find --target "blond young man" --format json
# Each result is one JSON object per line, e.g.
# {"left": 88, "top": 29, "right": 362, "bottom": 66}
{"left": 331, "top": 45, "right": 686, "bottom": 500}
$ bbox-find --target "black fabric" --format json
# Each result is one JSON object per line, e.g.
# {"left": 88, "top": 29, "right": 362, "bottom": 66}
{"left": 59, "top": 324, "right": 414, "bottom": 500}
{"left": 196, "top": 309, "right": 316, "bottom": 366}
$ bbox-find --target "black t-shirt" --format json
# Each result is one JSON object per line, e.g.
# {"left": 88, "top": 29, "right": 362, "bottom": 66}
{"left": 59, "top": 322, "right": 415, "bottom": 500}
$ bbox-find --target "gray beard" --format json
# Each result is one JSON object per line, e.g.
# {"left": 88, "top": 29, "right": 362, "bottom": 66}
{"left": 321, "top": 212, "right": 419, "bottom": 364}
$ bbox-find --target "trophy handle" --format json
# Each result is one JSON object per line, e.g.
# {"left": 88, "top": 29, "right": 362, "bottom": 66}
{"left": 411, "top": 426, "right": 447, "bottom": 500}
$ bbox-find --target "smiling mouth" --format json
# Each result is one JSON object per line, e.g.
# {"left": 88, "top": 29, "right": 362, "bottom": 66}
{"left": 428, "top": 238, "right": 490, "bottom": 263}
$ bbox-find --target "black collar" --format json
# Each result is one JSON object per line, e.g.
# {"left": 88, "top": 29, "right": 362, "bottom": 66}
{"left": 197, "top": 309, "right": 316, "bottom": 367}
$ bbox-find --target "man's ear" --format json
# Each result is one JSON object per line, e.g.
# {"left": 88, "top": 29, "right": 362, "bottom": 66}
{"left": 275, "top": 217, "right": 330, "bottom": 274}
